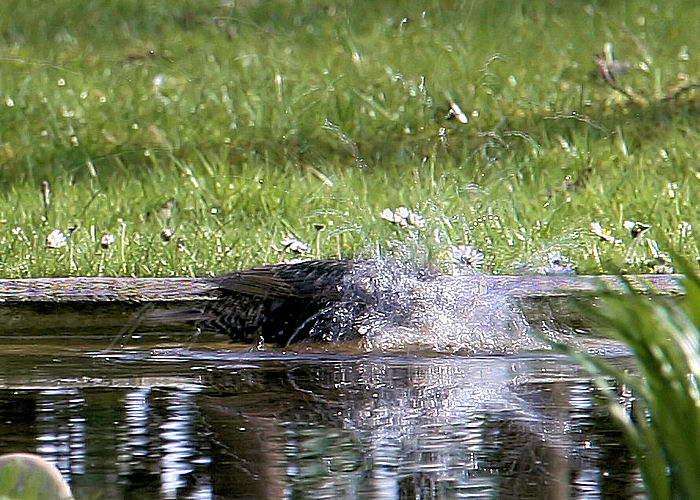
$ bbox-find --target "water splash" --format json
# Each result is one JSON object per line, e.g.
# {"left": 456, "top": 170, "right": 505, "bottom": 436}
{"left": 308, "top": 260, "right": 538, "bottom": 354}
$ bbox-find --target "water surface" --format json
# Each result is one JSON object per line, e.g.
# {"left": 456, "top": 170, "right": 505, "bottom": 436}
{"left": 0, "top": 320, "right": 644, "bottom": 499}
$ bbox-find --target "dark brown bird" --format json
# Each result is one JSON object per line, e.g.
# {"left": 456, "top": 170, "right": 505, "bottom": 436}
{"left": 158, "top": 260, "right": 360, "bottom": 346}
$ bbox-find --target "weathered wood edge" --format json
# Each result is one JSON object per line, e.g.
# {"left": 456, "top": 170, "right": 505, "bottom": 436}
{"left": 0, "top": 278, "right": 216, "bottom": 303}
{"left": 0, "top": 274, "right": 685, "bottom": 304}
{"left": 495, "top": 273, "right": 686, "bottom": 297}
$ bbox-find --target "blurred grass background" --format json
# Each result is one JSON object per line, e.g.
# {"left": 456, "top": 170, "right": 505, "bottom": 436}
{"left": 0, "top": 0, "right": 699, "bottom": 277}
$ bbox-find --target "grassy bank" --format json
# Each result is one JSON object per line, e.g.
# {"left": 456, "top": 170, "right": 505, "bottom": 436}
{"left": 0, "top": 0, "right": 699, "bottom": 277}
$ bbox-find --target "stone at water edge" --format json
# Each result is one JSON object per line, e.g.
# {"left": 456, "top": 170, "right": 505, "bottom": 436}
{"left": 0, "top": 452, "right": 73, "bottom": 499}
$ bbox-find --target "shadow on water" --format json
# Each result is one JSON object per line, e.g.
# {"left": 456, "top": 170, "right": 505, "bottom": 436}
{"left": 0, "top": 321, "right": 644, "bottom": 499}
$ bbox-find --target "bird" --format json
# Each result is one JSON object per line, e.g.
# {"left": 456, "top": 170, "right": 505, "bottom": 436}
{"left": 144, "top": 259, "right": 543, "bottom": 353}
{"left": 153, "top": 260, "right": 361, "bottom": 346}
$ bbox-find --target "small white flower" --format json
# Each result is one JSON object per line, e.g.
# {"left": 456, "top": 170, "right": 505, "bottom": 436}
{"left": 379, "top": 207, "right": 425, "bottom": 229}
{"left": 280, "top": 235, "right": 310, "bottom": 254}
{"left": 407, "top": 211, "right": 426, "bottom": 230}
{"left": 591, "top": 222, "right": 622, "bottom": 245}
{"left": 161, "top": 228, "right": 175, "bottom": 242}
{"left": 623, "top": 220, "right": 650, "bottom": 239}
{"left": 395, "top": 206, "right": 410, "bottom": 219}
{"left": 446, "top": 101, "right": 468, "bottom": 124}
{"left": 46, "top": 229, "right": 67, "bottom": 248}
{"left": 448, "top": 244, "right": 485, "bottom": 273}
{"left": 380, "top": 208, "right": 402, "bottom": 224}
{"left": 100, "top": 233, "right": 116, "bottom": 248}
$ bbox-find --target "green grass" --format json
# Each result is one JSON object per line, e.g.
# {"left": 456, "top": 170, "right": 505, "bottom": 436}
{"left": 0, "top": 0, "right": 699, "bottom": 277}
{"left": 553, "top": 257, "right": 700, "bottom": 499}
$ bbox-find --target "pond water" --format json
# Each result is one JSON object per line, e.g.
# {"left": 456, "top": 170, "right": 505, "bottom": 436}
{"left": 0, "top": 314, "right": 644, "bottom": 500}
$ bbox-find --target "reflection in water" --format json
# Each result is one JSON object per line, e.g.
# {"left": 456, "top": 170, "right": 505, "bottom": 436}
{"left": 199, "top": 355, "right": 642, "bottom": 499}
{"left": 0, "top": 342, "right": 644, "bottom": 499}
{"left": 35, "top": 389, "right": 86, "bottom": 477}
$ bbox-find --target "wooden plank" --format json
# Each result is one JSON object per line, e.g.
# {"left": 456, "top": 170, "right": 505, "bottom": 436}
{"left": 0, "top": 274, "right": 685, "bottom": 304}
{"left": 0, "top": 277, "right": 215, "bottom": 303}
{"left": 477, "top": 273, "right": 685, "bottom": 297}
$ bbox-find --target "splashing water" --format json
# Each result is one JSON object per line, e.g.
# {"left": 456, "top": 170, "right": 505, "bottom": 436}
{"left": 305, "top": 260, "right": 540, "bottom": 354}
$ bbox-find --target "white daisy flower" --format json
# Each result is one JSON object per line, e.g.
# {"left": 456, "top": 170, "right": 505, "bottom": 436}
{"left": 281, "top": 235, "right": 310, "bottom": 254}
{"left": 100, "top": 233, "right": 116, "bottom": 248}
{"left": 448, "top": 244, "right": 485, "bottom": 273}
{"left": 407, "top": 211, "right": 426, "bottom": 230}
{"left": 446, "top": 100, "right": 469, "bottom": 124}
{"left": 380, "top": 208, "right": 403, "bottom": 224}
{"left": 380, "top": 207, "right": 426, "bottom": 229}
{"left": 591, "top": 222, "right": 622, "bottom": 245}
{"left": 623, "top": 220, "right": 650, "bottom": 239}
{"left": 46, "top": 229, "right": 67, "bottom": 249}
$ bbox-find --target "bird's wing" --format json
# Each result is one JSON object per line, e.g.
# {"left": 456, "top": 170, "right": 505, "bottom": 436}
{"left": 211, "top": 260, "right": 352, "bottom": 299}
